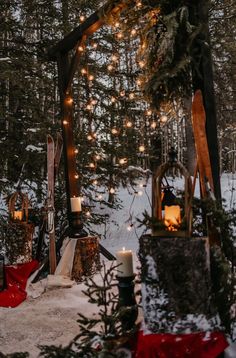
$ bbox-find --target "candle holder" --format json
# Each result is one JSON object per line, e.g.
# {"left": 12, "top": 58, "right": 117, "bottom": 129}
{"left": 68, "top": 211, "right": 88, "bottom": 238}
{"left": 117, "top": 274, "right": 138, "bottom": 330}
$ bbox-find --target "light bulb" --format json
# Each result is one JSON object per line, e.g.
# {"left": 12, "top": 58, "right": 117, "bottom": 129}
{"left": 89, "top": 162, "right": 95, "bottom": 169}
{"left": 87, "top": 134, "right": 93, "bottom": 141}
{"left": 78, "top": 46, "right": 84, "bottom": 52}
{"left": 85, "top": 211, "right": 91, "bottom": 217}
{"left": 86, "top": 104, "right": 92, "bottom": 111}
{"left": 109, "top": 188, "right": 115, "bottom": 194}
{"left": 131, "top": 29, "right": 137, "bottom": 36}
{"left": 129, "top": 92, "right": 135, "bottom": 100}
{"left": 114, "top": 22, "right": 120, "bottom": 28}
{"left": 146, "top": 109, "right": 152, "bottom": 116}
{"left": 98, "top": 194, "right": 103, "bottom": 200}
{"left": 92, "top": 42, "right": 98, "bottom": 49}
{"left": 91, "top": 99, "right": 97, "bottom": 105}
{"left": 107, "top": 64, "right": 113, "bottom": 71}
{"left": 95, "top": 154, "right": 101, "bottom": 160}
{"left": 66, "top": 97, "right": 73, "bottom": 105}
{"left": 81, "top": 68, "right": 87, "bottom": 75}
{"left": 137, "top": 1, "right": 142, "bottom": 7}
{"left": 116, "top": 32, "right": 123, "bottom": 40}
{"left": 63, "top": 120, "right": 68, "bottom": 125}
{"left": 119, "top": 158, "right": 127, "bottom": 165}
{"left": 111, "top": 128, "right": 119, "bottom": 135}
{"left": 125, "top": 120, "right": 133, "bottom": 128}
{"left": 136, "top": 78, "right": 142, "bottom": 86}
{"left": 139, "top": 145, "right": 145, "bottom": 152}
{"left": 151, "top": 121, "right": 157, "bottom": 129}
{"left": 74, "top": 174, "right": 79, "bottom": 179}
{"left": 111, "top": 54, "right": 118, "bottom": 62}
{"left": 120, "top": 90, "right": 125, "bottom": 97}
{"left": 74, "top": 148, "right": 79, "bottom": 154}
{"left": 88, "top": 74, "right": 94, "bottom": 81}
{"left": 139, "top": 61, "right": 145, "bottom": 68}
{"left": 161, "top": 115, "right": 168, "bottom": 123}
{"left": 93, "top": 179, "right": 98, "bottom": 185}
{"left": 111, "top": 96, "right": 116, "bottom": 103}
{"left": 80, "top": 15, "right": 85, "bottom": 22}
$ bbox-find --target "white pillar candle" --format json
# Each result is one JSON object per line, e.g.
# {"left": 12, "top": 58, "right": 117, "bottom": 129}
{"left": 70, "top": 196, "right": 82, "bottom": 212}
{"left": 116, "top": 247, "right": 134, "bottom": 277}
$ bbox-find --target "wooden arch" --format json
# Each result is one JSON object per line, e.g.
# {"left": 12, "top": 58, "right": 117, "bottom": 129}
{"left": 48, "top": 0, "right": 221, "bottom": 234}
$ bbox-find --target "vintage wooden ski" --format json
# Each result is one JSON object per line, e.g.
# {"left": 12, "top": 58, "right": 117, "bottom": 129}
{"left": 191, "top": 90, "right": 214, "bottom": 197}
{"left": 47, "top": 134, "right": 57, "bottom": 274}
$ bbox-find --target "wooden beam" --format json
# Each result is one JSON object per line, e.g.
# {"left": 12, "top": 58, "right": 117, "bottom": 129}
{"left": 48, "top": 12, "right": 102, "bottom": 60}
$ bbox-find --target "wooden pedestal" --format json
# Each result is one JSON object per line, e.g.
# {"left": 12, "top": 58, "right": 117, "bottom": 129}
{"left": 139, "top": 234, "right": 219, "bottom": 333}
{"left": 71, "top": 236, "right": 100, "bottom": 282}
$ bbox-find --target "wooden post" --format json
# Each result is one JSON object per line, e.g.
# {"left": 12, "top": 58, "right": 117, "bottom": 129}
{"left": 190, "top": 0, "right": 221, "bottom": 200}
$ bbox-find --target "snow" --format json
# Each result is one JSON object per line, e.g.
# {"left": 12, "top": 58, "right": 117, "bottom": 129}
{"left": 25, "top": 145, "right": 44, "bottom": 152}
{"left": 0, "top": 173, "right": 235, "bottom": 357}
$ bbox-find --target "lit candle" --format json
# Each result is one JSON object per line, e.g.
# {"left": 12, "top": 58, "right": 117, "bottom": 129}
{"left": 164, "top": 205, "right": 181, "bottom": 231}
{"left": 116, "top": 247, "right": 134, "bottom": 277}
{"left": 70, "top": 197, "right": 82, "bottom": 212}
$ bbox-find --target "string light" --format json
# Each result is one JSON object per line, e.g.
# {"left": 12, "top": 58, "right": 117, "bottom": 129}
{"left": 63, "top": 120, "right": 68, "bottom": 125}
{"left": 125, "top": 120, "right": 133, "bottom": 128}
{"left": 161, "top": 115, "right": 168, "bottom": 123}
{"left": 120, "top": 90, "right": 125, "bottom": 97}
{"left": 86, "top": 104, "right": 92, "bottom": 111}
{"left": 138, "top": 191, "right": 143, "bottom": 196}
{"left": 111, "top": 54, "right": 118, "bottom": 62}
{"left": 131, "top": 29, "right": 137, "bottom": 36}
{"left": 116, "top": 32, "right": 123, "bottom": 40}
{"left": 151, "top": 121, "right": 157, "bottom": 129}
{"left": 129, "top": 92, "right": 135, "bottom": 100}
{"left": 146, "top": 109, "right": 152, "bottom": 116}
{"left": 66, "top": 97, "right": 73, "bottom": 105}
{"left": 127, "top": 224, "right": 133, "bottom": 231}
{"left": 91, "top": 99, "right": 97, "bottom": 105}
{"left": 74, "top": 174, "right": 79, "bottom": 179}
{"left": 89, "top": 162, "right": 96, "bottom": 169}
{"left": 93, "top": 179, "right": 98, "bottom": 185}
{"left": 114, "top": 21, "right": 120, "bottom": 28}
{"left": 74, "top": 148, "right": 79, "bottom": 154}
{"left": 81, "top": 68, "right": 87, "bottom": 75}
{"left": 85, "top": 211, "right": 91, "bottom": 217}
{"left": 111, "top": 96, "right": 116, "bottom": 103}
{"left": 87, "top": 133, "right": 97, "bottom": 141}
{"left": 111, "top": 127, "right": 119, "bottom": 135}
{"left": 136, "top": 0, "right": 142, "bottom": 7}
{"left": 139, "top": 145, "right": 145, "bottom": 152}
{"left": 98, "top": 194, "right": 103, "bottom": 200}
{"left": 88, "top": 74, "right": 94, "bottom": 81}
{"left": 78, "top": 45, "right": 84, "bottom": 52}
{"left": 95, "top": 154, "right": 101, "bottom": 160}
{"left": 138, "top": 61, "right": 145, "bottom": 68}
{"left": 107, "top": 64, "right": 113, "bottom": 71}
{"left": 136, "top": 78, "right": 142, "bottom": 86}
{"left": 119, "top": 158, "right": 127, "bottom": 165}
{"left": 80, "top": 15, "right": 85, "bottom": 22}
{"left": 109, "top": 188, "right": 115, "bottom": 194}
{"left": 92, "top": 42, "right": 98, "bottom": 49}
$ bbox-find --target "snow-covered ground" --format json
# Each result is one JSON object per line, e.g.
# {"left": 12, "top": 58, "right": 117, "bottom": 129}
{"left": 0, "top": 173, "right": 235, "bottom": 357}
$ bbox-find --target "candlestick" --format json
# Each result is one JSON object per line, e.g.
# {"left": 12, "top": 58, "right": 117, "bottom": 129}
{"left": 116, "top": 247, "right": 134, "bottom": 277}
{"left": 70, "top": 197, "right": 82, "bottom": 212}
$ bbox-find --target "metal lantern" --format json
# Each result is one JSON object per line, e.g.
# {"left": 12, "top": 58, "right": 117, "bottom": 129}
{"left": 152, "top": 148, "right": 192, "bottom": 237}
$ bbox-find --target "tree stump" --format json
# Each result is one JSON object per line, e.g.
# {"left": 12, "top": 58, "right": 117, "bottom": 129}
{"left": 71, "top": 236, "right": 100, "bottom": 282}
{"left": 139, "top": 234, "right": 220, "bottom": 333}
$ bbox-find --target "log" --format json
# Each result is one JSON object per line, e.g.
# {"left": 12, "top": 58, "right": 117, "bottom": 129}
{"left": 139, "top": 234, "right": 219, "bottom": 333}
{"left": 71, "top": 236, "right": 100, "bottom": 282}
